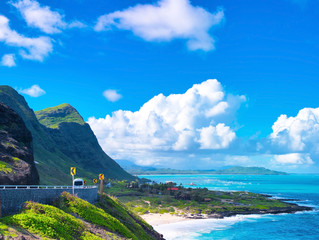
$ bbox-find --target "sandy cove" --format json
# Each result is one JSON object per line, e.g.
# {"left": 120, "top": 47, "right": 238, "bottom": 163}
{"left": 141, "top": 213, "right": 191, "bottom": 226}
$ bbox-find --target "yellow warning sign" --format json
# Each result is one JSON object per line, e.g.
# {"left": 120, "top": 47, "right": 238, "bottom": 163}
{"left": 99, "top": 174, "right": 104, "bottom": 180}
{"left": 93, "top": 179, "right": 97, "bottom": 184}
{"left": 70, "top": 167, "right": 76, "bottom": 175}
{"left": 83, "top": 180, "right": 87, "bottom": 184}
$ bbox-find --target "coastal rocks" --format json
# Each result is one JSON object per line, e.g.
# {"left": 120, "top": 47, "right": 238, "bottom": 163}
{"left": 0, "top": 103, "right": 39, "bottom": 185}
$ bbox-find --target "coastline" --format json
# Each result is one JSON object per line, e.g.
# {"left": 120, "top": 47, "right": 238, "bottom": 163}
{"left": 141, "top": 213, "right": 190, "bottom": 226}
{"left": 141, "top": 204, "right": 313, "bottom": 227}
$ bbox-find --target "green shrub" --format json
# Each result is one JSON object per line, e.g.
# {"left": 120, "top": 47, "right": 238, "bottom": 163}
{"left": 1, "top": 201, "right": 85, "bottom": 240}
{"left": 55, "top": 192, "right": 136, "bottom": 240}
{"left": 97, "top": 194, "right": 157, "bottom": 240}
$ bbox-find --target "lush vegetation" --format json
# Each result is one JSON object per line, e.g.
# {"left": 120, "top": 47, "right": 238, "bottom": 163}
{"left": 0, "top": 192, "right": 160, "bottom": 239}
{"left": 97, "top": 193, "right": 158, "bottom": 240}
{"left": 105, "top": 181, "right": 292, "bottom": 217}
{"left": 0, "top": 222, "right": 16, "bottom": 238}
{"left": 1, "top": 201, "right": 95, "bottom": 239}
{"left": 35, "top": 103, "right": 85, "bottom": 129}
{"left": 0, "top": 160, "right": 12, "bottom": 173}
{"left": 54, "top": 192, "right": 135, "bottom": 239}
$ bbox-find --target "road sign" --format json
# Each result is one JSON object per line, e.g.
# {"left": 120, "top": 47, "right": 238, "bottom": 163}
{"left": 93, "top": 179, "right": 97, "bottom": 184}
{"left": 99, "top": 174, "right": 104, "bottom": 180}
{"left": 83, "top": 180, "right": 86, "bottom": 184}
{"left": 70, "top": 167, "right": 76, "bottom": 175}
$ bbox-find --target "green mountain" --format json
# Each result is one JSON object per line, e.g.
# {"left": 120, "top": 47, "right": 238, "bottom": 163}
{"left": 213, "top": 166, "right": 288, "bottom": 175}
{"left": 119, "top": 160, "right": 287, "bottom": 175}
{"left": 0, "top": 86, "right": 135, "bottom": 184}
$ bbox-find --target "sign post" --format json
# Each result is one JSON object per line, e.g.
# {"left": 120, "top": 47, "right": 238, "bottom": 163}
{"left": 70, "top": 167, "right": 76, "bottom": 196}
{"left": 99, "top": 174, "right": 104, "bottom": 195}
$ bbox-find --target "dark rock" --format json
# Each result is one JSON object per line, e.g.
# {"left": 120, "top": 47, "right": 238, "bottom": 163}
{"left": 0, "top": 103, "right": 39, "bottom": 185}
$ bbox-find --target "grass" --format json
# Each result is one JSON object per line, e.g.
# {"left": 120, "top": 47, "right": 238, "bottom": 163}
{"left": 97, "top": 193, "right": 157, "bottom": 240}
{"left": 0, "top": 194, "right": 143, "bottom": 240}
{"left": 106, "top": 181, "right": 293, "bottom": 217}
{"left": 35, "top": 103, "right": 85, "bottom": 129}
{"left": 0, "top": 222, "right": 17, "bottom": 238}
{"left": 0, "top": 160, "right": 12, "bottom": 173}
{"left": 1, "top": 201, "right": 87, "bottom": 240}
{"left": 54, "top": 192, "right": 136, "bottom": 239}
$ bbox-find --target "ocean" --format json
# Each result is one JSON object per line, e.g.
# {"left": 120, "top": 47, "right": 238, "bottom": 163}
{"left": 138, "top": 174, "right": 319, "bottom": 240}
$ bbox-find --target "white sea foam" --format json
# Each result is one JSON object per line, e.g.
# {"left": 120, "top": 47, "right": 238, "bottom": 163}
{"left": 154, "top": 214, "right": 265, "bottom": 240}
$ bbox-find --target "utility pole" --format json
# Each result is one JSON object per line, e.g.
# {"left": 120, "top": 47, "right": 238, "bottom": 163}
{"left": 99, "top": 174, "right": 104, "bottom": 195}
{"left": 70, "top": 167, "right": 76, "bottom": 196}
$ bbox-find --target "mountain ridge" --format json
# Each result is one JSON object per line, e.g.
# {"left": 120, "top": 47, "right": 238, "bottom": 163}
{"left": 0, "top": 86, "right": 135, "bottom": 184}
{"left": 118, "top": 160, "right": 287, "bottom": 175}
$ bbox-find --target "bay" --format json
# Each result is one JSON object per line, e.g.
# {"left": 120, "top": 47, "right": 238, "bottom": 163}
{"left": 138, "top": 174, "right": 319, "bottom": 240}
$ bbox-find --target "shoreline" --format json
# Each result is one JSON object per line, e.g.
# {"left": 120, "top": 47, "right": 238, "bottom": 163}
{"left": 141, "top": 204, "right": 313, "bottom": 226}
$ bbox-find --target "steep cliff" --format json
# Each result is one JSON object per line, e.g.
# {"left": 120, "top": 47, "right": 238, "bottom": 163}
{"left": 0, "top": 86, "right": 134, "bottom": 184}
{"left": 35, "top": 103, "right": 134, "bottom": 182}
{"left": 0, "top": 103, "right": 39, "bottom": 185}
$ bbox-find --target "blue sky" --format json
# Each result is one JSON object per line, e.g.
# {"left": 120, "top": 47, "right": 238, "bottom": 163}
{"left": 1, "top": 0, "right": 319, "bottom": 172}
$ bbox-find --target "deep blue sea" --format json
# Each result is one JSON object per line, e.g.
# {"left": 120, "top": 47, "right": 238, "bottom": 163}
{"left": 138, "top": 174, "right": 319, "bottom": 240}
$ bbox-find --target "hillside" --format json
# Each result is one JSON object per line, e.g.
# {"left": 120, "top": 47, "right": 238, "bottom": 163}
{"left": 0, "top": 192, "right": 163, "bottom": 239}
{"left": 0, "top": 86, "right": 135, "bottom": 184}
{"left": 0, "top": 103, "right": 39, "bottom": 184}
{"left": 119, "top": 160, "right": 286, "bottom": 175}
{"left": 213, "top": 166, "right": 288, "bottom": 175}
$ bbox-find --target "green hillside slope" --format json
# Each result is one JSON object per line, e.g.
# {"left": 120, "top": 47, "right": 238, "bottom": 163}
{"left": 0, "top": 193, "right": 163, "bottom": 239}
{"left": 0, "top": 86, "right": 135, "bottom": 184}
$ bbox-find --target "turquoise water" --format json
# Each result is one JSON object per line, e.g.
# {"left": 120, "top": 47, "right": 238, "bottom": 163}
{"left": 139, "top": 174, "right": 319, "bottom": 240}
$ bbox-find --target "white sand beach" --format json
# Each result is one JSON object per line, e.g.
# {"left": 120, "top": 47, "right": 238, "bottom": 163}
{"left": 141, "top": 213, "right": 191, "bottom": 226}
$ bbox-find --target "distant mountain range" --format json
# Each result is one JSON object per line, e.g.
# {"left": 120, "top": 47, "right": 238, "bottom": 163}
{"left": 118, "top": 160, "right": 288, "bottom": 175}
{"left": 0, "top": 86, "right": 135, "bottom": 184}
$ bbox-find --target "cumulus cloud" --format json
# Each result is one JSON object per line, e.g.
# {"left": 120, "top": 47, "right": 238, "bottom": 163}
{"left": 10, "top": 0, "right": 86, "bottom": 34}
{"left": 88, "top": 79, "right": 246, "bottom": 165}
{"left": 198, "top": 124, "right": 236, "bottom": 150}
{"left": 273, "top": 153, "right": 314, "bottom": 165}
{"left": 270, "top": 108, "right": 319, "bottom": 152}
{"left": 11, "top": 0, "right": 66, "bottom": 34}
{"left": 103, "top": 89, "right": 122, "bottom": 102}
{"left": 269, "top": 107, "right": 319, "bottom": 168}
{"left": 94, "top": 0, "right": 224, "bottom": 51}
{"left": 0, "top": 15, "right": 53, "bottom": 61}
{"left": 1, "top": 54, "right": 16, "bottom": 67}
{"left": 19, "top": 84, "right": 46, "bottom": 97}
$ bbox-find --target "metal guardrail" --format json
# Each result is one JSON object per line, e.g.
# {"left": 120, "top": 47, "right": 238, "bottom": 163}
{"left": 0, "top": 185, "right": 98, "bottom": 189}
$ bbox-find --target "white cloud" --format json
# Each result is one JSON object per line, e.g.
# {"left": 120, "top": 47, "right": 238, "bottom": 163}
{"left": 11, "top": 0, "right": 66, "bottom": 34}
{"left": 270, "top": 108, "right": 319, "bottom": 152}
{"left": 68, "top": 20, "right": 87, "bottom": 29}
{"left": 269, "top": 107, "right": 319, "bottom": 168}
{"left": 88, "top": 79, "right": 245, "bottom": 165}
{"left": 19, "top": 84, "right": 46, "bottom": 97}
{"left": 198, "top": 124, "right": 236, "bottom": 149}
{"left": 273, "top": 153, "right": 314, "bottom": 165}
{"left": 95, "top": 0, "right": 224, "bottom": 51}
{"left": 103, "top": 89, "right": 122, "bottom": 102}
{"left": 0, "top": 15, "right": 53, "bottom": 61}
{"left": 1, "top": 54, "right": 16, "bottom": 67}
{"left": 10, "top": 0, "right": 86, "bottom": 34}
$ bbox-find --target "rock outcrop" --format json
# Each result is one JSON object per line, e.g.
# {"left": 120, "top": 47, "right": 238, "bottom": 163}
{"left": 0, "top": 103, "right": 39, "bottom": 185}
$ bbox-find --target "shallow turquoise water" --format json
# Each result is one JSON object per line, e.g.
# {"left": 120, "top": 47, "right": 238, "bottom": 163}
{"left": 139, "top": 174, "right": 319, "bottom": 240}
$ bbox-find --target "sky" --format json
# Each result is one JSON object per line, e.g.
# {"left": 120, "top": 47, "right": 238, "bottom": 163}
{"left": 1, "top": 0, "right": 319, "bottom": 173}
